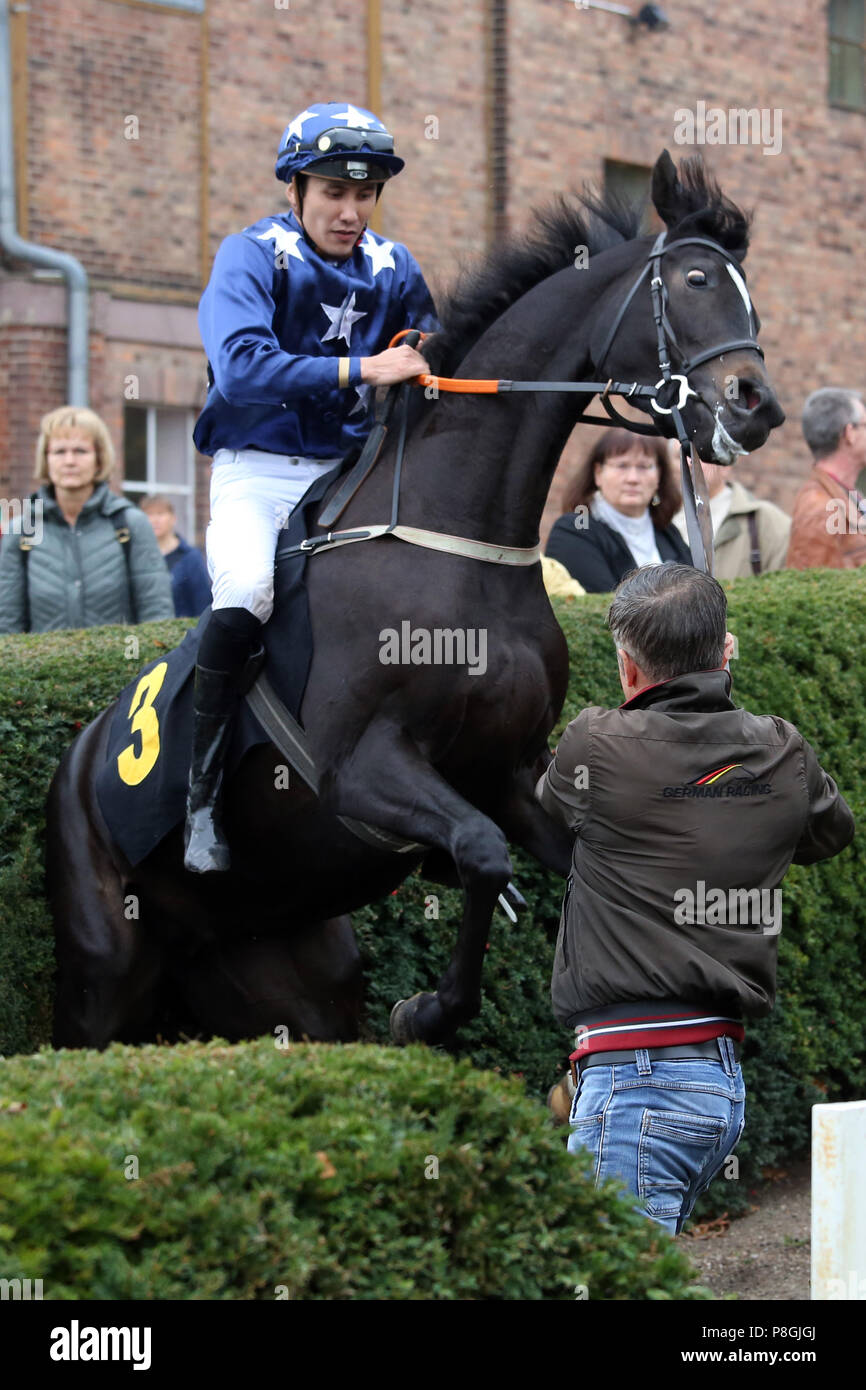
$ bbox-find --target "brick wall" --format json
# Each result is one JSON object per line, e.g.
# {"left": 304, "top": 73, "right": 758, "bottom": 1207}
{"left": 3, "top": 0, "right": 865, "bottom": 550}
{"left": 0, "top": 315, "right": 67, "bottom": 499}
{"left": 27, "top": 0, "right": 203, "bottom": 294}
{"left": 507, "top": 0, "right": 866, "bottom": 532}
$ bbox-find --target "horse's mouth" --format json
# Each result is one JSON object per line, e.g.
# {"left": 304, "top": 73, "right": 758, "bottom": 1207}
{"left": 687, "top": 395, "right": 779, "bottom": 466}
{"left": 709, "top": 408, "right": 750, "bottom": 466}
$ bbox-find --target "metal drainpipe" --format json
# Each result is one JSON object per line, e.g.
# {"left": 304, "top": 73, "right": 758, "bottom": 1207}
{"left": 0, "top": 0, "right": 89, "bottom": 404}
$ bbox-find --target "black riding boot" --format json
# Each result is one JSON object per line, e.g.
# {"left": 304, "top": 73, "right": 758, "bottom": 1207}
{"left": 184, "top": 608, "right": 263, "bottom": 875}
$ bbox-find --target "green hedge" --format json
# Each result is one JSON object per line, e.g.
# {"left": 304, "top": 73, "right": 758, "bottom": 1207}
{"left": 0, "top": 1040, "right": 712, "bottom": 1300}
{"left": 1, "top": 571, "right": 864, "bottom": 1222}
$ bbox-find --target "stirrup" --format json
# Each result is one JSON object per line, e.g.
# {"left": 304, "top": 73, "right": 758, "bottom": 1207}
{"left": 184, "top": 804, "right": 230, "bottom": 874}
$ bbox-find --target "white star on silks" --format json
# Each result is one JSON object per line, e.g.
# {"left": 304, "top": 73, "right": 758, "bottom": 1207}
{"left": 331, "top": 105, "right": 377, "bottom": 129}
{"left": 361, "top": 230, "right": 396, "bottom": 276}
{"left": 257, "top": 223, "right": 305, "bottom": 263}
{"left": 349, "top": 384, "right": 373, "bottom": 416}
{"left": 284, "top": 108, "right": 317, "bottom": 142}
{"left": 319, "top": 290, "right": 367, "bottom": 348}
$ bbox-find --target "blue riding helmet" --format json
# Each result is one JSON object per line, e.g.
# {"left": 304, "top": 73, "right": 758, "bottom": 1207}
{"left": 275, "top": 102, "right": 405, "bottom": 185}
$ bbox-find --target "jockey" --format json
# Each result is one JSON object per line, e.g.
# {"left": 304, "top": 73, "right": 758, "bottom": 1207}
{"left": 187, "top": 102, "right": 437, "bottom": 873}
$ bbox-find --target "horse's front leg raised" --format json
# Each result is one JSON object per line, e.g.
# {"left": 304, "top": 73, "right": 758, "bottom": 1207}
{"left": 498, "top": 763, "right": 574, "bottom": 879}
{"left": 325, "top": 725, "right": 512, "bottom": 1045}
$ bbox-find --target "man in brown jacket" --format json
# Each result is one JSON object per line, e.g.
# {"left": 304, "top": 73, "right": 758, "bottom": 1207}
{"left": 786, "top": 387, "right": 866, "bottom": 569}
{"left": 536, "top": 563, "right": 854, "bottom": 1235}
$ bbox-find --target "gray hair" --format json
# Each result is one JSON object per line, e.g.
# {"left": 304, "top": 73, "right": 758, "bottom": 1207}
{"left": 801, "top": 388, "right": 863, "bottom": 460}
{"left": 607, "top": 563, "right": 727, "bottom": 683}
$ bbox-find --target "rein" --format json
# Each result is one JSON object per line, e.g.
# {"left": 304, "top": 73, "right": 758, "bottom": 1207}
{"left": 297, "top": 231, "right": 764, "bottom": 577}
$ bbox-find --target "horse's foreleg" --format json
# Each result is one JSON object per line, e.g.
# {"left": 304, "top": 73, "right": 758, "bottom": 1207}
{"left": 498, "top": 769, "right": 574, "bottom": 878}
{"left": 327, "top": 728, "right": 511, "bottom": 1045}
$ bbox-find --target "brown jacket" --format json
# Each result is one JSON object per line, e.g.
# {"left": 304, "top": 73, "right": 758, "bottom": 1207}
{"left": 536, "top": 669, "right": 854, "bottom": 1030}
{"left": 786, "top": 466, "right": 866, "bottom": 570}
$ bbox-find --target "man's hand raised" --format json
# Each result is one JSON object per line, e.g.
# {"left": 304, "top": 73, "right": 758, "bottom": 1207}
{"left": 360, "top": 345, "right": 429, "bottom": 386}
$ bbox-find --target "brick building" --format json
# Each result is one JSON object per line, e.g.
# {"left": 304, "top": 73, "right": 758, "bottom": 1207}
{"left": 1, "top": 0, "right": 864, "bottom": 546}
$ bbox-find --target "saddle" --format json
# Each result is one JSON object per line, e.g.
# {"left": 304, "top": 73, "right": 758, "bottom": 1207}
{"left": 95, "top": 464, "right": 341, "bottom": 867}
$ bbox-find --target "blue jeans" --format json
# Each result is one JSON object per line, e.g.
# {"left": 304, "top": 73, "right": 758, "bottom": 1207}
{"left": 567, "top": 1038, "right": 746, "bottom": 1236}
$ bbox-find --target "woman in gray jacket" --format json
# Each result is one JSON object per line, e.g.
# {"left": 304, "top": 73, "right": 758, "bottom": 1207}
{"left": 0, "top": 406, "right": 174, "bottom": 633}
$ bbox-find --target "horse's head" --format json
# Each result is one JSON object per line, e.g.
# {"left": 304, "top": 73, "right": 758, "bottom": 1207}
{"left": 594, "top": 151, "right": 784, "bottom": 464}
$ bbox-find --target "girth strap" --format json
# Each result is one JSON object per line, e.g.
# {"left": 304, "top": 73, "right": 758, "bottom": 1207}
{"left": 283, "top": 522, "right": 542, "bottom": 567}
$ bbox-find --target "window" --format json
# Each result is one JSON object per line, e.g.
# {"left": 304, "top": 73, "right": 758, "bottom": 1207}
{"left": 123, "top": 405, "right": 196, "bottom": 540}
{"left": 829, "top": 0, "right": 866, "bottom": 110}
{"left": 603, "top": 160, "right": 663, "bottom": 235}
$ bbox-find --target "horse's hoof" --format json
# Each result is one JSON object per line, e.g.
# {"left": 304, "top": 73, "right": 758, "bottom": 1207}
{"left": 390, "top": 995, "right": 418, "bottom": 1045}
{"left": 390, "top": 992, "right": 441, "bottom": 1045}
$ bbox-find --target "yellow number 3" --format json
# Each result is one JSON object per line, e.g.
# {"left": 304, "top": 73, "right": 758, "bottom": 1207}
{"left": 117, "top": 661, "right": 168, "bottom": 787}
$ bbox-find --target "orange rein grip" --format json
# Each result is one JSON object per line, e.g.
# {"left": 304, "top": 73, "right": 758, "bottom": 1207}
{"left": 415, "top": 374, "right": 501, "bottom": 393}
{"left": 388, "top": 328, "right": 431, "bottom": 347}
{"left": 387, "top": 329, "right": 501, "bottom": 393}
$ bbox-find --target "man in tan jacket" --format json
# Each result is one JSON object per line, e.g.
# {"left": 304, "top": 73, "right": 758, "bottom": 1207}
{"left": 786, "top": 388, "right": 866, "bottom": 570}
{"left": 672, "top": 461, "right": 790, "bottom": 579}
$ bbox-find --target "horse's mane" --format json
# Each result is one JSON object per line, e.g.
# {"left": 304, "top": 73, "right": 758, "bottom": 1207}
{"left": 424, "top": 156, "right": 751, "bottom": 377}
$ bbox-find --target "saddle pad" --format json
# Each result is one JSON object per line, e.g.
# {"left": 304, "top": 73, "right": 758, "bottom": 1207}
{"left": 94, "top": 461, "right": 345, "bottom": 866}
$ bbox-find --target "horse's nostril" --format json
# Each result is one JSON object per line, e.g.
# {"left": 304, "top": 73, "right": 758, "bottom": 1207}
{"left": 737, "top": 381, "right": 762, "bottom": 412}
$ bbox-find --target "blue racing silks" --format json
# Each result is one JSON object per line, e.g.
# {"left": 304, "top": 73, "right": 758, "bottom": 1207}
{"left": 193, "top": 209, "right": 439, "bottom": 460}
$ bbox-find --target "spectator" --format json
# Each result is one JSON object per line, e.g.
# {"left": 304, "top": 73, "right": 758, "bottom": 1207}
{"left": 786, "top": 388, "right": 866, "bottom": 570}
{"left": 140, "top": 494, "right": 212, "bottom": 618}
{"left": 672, "top": 460, "right": 790, "bottom": 579}
{"left": 546, "top": 429, "right": 691, "bottom": 592}
{"left": 536, "top": 563, "right": 854, "bottom": 1236}
{"left": 0, "top": 406, "right": 173, "bottom": 633}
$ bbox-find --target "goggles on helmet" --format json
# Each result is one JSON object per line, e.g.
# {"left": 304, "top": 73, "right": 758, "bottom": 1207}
{"left": 285, "top": 126, "right": 396, "bottom": 157}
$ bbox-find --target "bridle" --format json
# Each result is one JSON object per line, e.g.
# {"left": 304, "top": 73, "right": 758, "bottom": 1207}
{"left": 294, "top": 231, "right": 767, "bottom": 576}
{"left": 594, "top": 230, "right": 763, "bottom": 397}
{"left": 585, "top": 229, "right": 765, "bottom": 569}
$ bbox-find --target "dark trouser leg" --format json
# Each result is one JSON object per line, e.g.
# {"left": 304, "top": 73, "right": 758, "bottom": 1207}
{"left": 184, "top": 606, "right": 263, "bottom": 874}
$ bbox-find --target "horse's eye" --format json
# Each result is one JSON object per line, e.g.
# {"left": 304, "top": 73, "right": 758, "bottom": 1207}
{"left": 687, "top": 269, "right": 708, "bottom": 286}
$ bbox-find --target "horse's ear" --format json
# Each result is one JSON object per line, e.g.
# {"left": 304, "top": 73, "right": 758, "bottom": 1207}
{"left": 651, "top": 149, "right": 681, "bottom": 228}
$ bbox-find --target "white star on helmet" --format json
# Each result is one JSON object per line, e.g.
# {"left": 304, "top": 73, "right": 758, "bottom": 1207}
{"left": 284, "top": 108, "right": 318, "bottom": 143}
{"left": 331, "top": 105, "right": 379, "bottom": 130}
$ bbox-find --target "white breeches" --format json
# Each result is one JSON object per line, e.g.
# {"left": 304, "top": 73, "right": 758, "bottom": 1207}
{"left": 206, "top": 448, "right": 337, "bottom": 622}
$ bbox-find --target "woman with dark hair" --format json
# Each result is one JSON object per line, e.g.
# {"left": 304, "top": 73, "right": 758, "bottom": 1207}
{"left": 545, "top": 428, "right": 692, "bottom": 593}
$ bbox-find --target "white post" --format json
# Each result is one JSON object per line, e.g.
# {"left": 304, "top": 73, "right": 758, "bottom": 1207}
{"left": 812, "top": 1099, "right": 866, "bottom": 1299}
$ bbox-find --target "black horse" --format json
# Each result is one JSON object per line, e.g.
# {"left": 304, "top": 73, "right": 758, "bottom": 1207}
{"left": 49, "top": 152, "right": 784, "bottom": 1050}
